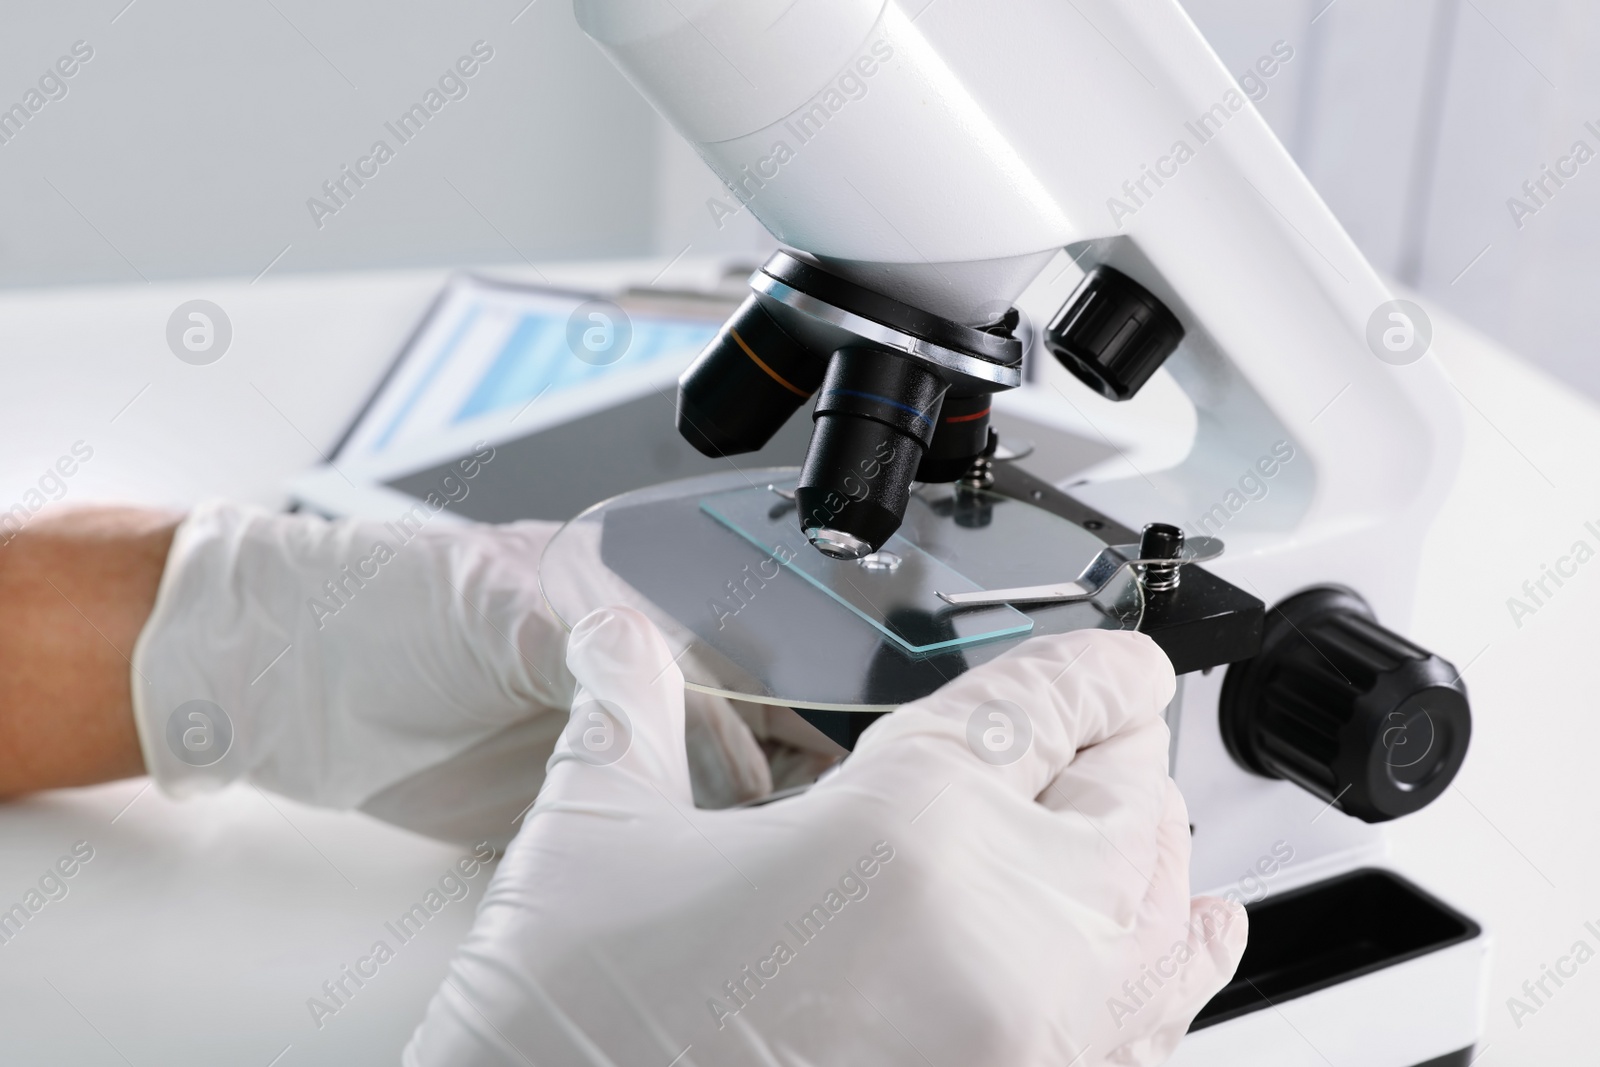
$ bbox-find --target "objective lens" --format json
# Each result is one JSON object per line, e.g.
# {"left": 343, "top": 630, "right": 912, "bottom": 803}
{"left": 915, "top": 392, "right": 993, "bottom": 483}
{"left": 794, "top": 348, "right": 948, "bottom": 559}
{"left": 676, "top": 295, "right": 824, "bottom": 457}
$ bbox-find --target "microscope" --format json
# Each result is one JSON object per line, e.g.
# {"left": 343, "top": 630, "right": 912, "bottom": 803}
{"left": 565, "top": 1, "right": 1488, "bottom": 1063}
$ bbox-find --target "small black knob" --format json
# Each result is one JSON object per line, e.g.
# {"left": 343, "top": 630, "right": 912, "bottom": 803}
{"left": 1220, "top": 586, "right": 1471, "bottom": 823}
{"left": 1139, "top": 523, "right": 1184, "bottom": 592}
{"left": 1046, "top": 266, "right": 1183, "bottom": 401}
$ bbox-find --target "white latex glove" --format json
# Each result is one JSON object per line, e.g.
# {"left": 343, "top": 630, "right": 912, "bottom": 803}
{"left": 405, "top": 607, "right": 1246, "bottom": 1067}
{"left": 130, "top": 500, "right": 774, "bottom": 844}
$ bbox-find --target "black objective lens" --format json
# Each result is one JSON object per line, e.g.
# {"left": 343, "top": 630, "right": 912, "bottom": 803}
{"left": 676, "top": 295, "right": 824, "bottom": 457}
{"left": 915, "top": 392, "right": 993, "bottom": 483}
{"left": 794, "top": 348, "right": 948, "bottom": 559}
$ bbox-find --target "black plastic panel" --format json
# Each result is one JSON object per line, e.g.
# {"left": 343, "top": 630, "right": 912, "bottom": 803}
{"left": 1412, "top": 1049, "right": 1474, "bottom": 1067}
{"left": 1192, "top": 868, "right": 1480, "bottom": 1031}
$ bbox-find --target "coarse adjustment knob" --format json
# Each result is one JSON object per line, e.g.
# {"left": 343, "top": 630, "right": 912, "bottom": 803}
{"left": 1219, "top": 586, "right": 1471, "bottom": 823}
{"left": 1045, "top": 265, "right": 1184, "bottom": 401}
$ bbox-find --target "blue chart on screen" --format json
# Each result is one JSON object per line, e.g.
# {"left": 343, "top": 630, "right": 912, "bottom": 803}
{"left": 454, "top": 310, "right": 716, "bottom": 422}
{"left": 365, "top": 291, "right": 720, "bottom": 456}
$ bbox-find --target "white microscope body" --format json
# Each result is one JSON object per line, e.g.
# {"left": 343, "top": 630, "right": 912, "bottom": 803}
{"left": 577, "top": 2, "right": 1487, "bottom": 1063}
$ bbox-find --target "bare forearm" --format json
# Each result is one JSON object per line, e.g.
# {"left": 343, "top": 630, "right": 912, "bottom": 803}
{"left": 0, "top": 506, "right": 178, "bottom": 796}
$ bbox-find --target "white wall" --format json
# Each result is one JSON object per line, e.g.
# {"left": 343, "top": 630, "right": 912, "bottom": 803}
{"left": 1414, "top": 2, "right": 1600, "bottom": 399}
{"left": 1183, "top": 0, "right": 1600, "bottom": 401}
{"left": 0, "top": 0, "right": 660, "bottom": 286}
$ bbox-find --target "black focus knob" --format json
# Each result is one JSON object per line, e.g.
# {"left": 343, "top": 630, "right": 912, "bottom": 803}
{"left": 1220, "top": 586, "right": 1471, "bottom": 823}
{"left": 1046, "top": 265, "right": 1183, "bottom": 401}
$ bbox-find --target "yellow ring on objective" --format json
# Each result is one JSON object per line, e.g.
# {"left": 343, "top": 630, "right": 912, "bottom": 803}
{"left": 730, "top": 327, "right": 811, "bottom": 399}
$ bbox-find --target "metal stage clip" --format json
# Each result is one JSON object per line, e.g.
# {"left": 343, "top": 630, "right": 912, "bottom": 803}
{"left": 937, "top": 534, "right": 1222, "bottom": 608}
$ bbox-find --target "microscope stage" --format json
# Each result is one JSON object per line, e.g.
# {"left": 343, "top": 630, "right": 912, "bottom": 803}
{"left": 539, "top": 468, "right": 1143, "bottom": 712}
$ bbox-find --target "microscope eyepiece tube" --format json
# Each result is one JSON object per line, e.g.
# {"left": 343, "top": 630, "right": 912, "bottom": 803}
{"left": 794, "top": 348, "right": 948, "bottom": 559}
{"left": 676, "top": 295, "right": 825, "bottom": 458}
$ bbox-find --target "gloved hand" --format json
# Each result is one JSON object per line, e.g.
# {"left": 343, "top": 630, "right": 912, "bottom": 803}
{"left": 405, "top": 607, "right": 1246, "bottom": 1066}
{"left": 129, "top": 500, "right": 778, "bottom": 844}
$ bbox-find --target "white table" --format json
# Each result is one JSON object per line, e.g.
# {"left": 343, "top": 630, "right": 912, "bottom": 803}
{"left": 0, "top": 261, "right": 1592, "bottom": 1064}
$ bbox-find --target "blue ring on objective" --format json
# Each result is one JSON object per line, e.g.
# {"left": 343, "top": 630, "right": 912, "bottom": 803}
{"left": 825, "top": 389, "right": 935, "bottom": 429}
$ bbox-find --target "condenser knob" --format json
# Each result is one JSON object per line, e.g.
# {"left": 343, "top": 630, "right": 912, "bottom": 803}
{"left": 1045, "top": 265, "right": 1183, "bottom": 401}
{"left": 1220, "top": 586, "right": 1471, "bottom": 823}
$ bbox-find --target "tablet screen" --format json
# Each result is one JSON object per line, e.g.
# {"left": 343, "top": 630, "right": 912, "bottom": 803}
{"left": 337, "top": 275, "right": 722, "bottom": 469}
{"left": 294, "top": 273, "right": 814, "bottom": 523}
